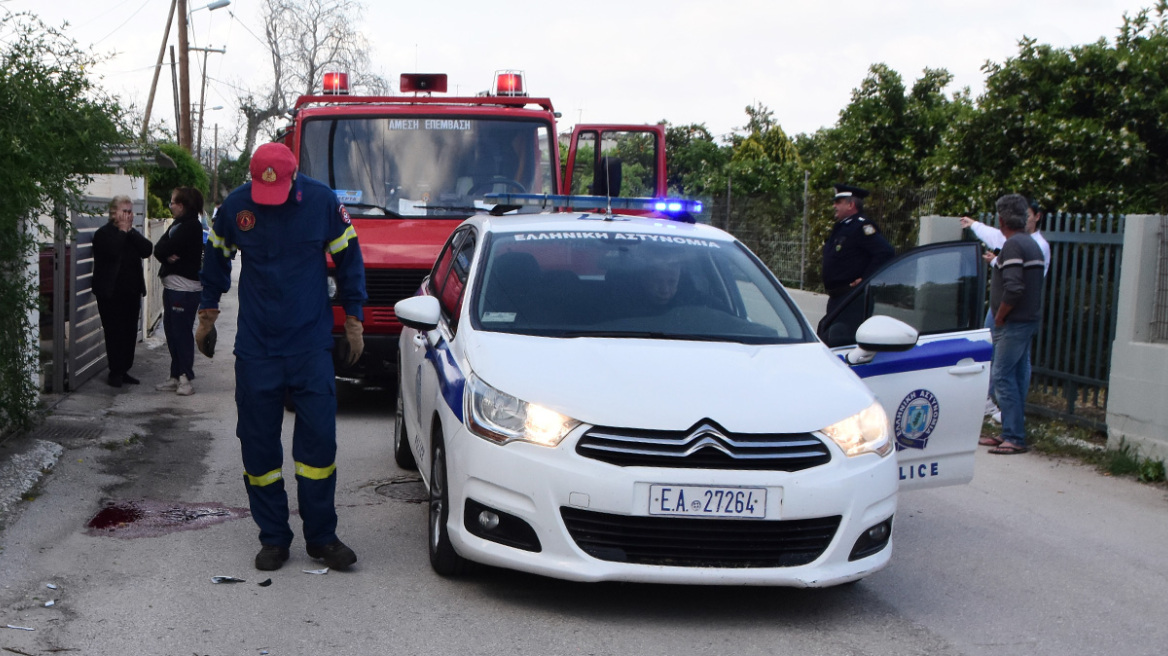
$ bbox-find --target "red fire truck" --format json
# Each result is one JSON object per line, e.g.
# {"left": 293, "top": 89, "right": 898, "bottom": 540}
{"left": 276, "top": 71, "right": 667, "bottom": 383}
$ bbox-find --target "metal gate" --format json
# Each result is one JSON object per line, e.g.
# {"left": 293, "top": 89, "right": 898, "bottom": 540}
{"left": 1032, "top": 213, "right": 1124, "bottom": 429}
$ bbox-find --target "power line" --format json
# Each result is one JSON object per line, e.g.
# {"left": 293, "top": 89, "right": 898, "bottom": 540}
{"left": 91, "top": 0, "right": 152, "bottom": 46}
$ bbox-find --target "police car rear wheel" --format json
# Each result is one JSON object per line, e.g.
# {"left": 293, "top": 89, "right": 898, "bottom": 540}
{"left": 428, "top": 428, "right": 471, "bottom": 576}
{"left": 393, "top": 374, "right": 417, "bottom": 470}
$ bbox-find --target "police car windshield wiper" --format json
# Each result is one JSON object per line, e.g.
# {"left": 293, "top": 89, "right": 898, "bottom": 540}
{"left": 413, "top": 204, "right": 483, "bottom": 213}
{"left": 556, "top": 330, "right": 724, "bottom": 342}
{"left": 343, "top": 203, "right": 403, "bottom": 218}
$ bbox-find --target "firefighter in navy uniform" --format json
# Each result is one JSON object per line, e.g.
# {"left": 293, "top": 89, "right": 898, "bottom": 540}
{"left": 822, "top": 184, "right": 894, "bottom": 318}
{"left": 197, "top": 143, "right": 367, "bottom": 572}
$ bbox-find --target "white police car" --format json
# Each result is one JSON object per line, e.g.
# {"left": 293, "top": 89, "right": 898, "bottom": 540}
{"left": 393, "top": 195, "right": 990, "bottom": 586}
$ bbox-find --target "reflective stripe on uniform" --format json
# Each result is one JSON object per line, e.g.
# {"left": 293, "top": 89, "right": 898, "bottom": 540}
{"left": 245, "top": 468, "right": 283, "bottom": 487}
{"left": 295, "top": 461, "right": 337, "bottom": 480}
{"left": 208, "top": 229, "right": 237, "bottom": 258}
{"left": 327, "top": 225, "right": 358, "bottom": 254}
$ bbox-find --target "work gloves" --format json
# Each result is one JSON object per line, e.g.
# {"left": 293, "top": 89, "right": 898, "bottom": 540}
{"left": 344, "top": 315, "right": 364, "bottom": 366}
{"left": 195, "top": 308, "right": 220, "bottom": 358}
{"left": 193, "top": 308, "right": 362, "bottom": 365}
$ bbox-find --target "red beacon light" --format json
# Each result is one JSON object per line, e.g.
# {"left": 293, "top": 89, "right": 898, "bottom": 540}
{"left": 493, "top": 70, "right": 526, "bottom": 97}
{"left": 322, "top": 72, "right": 350, "bottom": 95}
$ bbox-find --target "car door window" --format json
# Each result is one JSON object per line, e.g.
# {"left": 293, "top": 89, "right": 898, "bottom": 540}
{"left": 431, "top": 228, "right": 476, "bottom": 332}
{"left": 819, "top": 242, "right": 984, "bottom": 347}
{"left": 428, "top": 231, "right": 462, "bottom": 296}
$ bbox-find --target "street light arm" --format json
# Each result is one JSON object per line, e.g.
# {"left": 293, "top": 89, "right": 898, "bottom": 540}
{"left": 192, "top": 0, "right": 231, "bottom": 12}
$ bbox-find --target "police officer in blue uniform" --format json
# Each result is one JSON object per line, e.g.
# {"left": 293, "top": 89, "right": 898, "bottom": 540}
{"left": 197, "top": 142, "right": 367, "bottom": 572}
{"left": 822, "top": 184, "right": 894, "bottom": 317}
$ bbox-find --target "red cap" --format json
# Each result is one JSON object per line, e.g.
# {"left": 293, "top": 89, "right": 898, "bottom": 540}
{"left": 249, "top": 143, "right": 298, "bottom": 205}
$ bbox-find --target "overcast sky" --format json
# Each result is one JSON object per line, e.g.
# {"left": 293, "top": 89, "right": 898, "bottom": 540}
{"left": 0, "top": 0, "right": 1156, "bottom": 153}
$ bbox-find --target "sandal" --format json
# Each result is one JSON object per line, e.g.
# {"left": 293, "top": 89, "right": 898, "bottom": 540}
{"left": 988, "top": 441, "right": 1029, "bottom": 455}
{"left": 978, "top": 436, "right": 1004, "bottom": 447}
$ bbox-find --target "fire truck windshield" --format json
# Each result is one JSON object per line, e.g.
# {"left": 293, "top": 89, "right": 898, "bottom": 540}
{"left": 298, "top": 116, "right": 555, "bottom": 219}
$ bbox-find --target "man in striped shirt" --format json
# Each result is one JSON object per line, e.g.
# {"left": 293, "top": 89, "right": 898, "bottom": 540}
{"left": 984, "top": 193, "right": 1046, "bottom": 455}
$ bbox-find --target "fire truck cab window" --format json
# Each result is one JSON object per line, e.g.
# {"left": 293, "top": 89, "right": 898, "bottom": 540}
{"left": 298, "top": 117, "right": 553, "bottom": 218}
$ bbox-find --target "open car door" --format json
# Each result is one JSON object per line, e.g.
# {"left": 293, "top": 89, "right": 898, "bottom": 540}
{"left": 564, "top": 124, "right": 667, "bottom": 212}
{"left": 819, "top": 241, "right": 991, "bottom": 490}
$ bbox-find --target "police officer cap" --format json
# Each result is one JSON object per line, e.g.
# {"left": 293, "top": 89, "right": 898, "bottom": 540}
{"left": 832, "top": 184, "right": 870, "bottom": 200}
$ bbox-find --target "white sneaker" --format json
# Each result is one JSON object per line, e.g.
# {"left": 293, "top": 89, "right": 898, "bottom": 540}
{"left": 155, "top": 377, "right": 179, "bottom": 391}
{"left": 176, "top": 375, "right": 194, "bottom": 396}
{"left": 991, "top": 411, "right": 1002, "bottom": 424}
{"left": 984, "top": 398, "right": 1000, "bottom": 416}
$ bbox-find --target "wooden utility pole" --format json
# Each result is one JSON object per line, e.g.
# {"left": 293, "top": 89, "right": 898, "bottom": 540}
{"left": 169, "top": 46, "right": 180, "bottom": 135}
{"left": 177, "top": 0, "right": 192, "bottom": 151}
{"left": 141, "top": 0, "right": 178, "bottom": 141}
{"left": 211, "top": 125, "right": 220, "bottom": 206}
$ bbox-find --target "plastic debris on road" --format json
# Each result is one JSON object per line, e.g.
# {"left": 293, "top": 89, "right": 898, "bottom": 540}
{"left": 45, "top": 583, "right": 58, "bottom": 590}
{"left": 5, "top": 624, "right": 35, "bottom": 631}
{"left": 302, "top": 568, "right": 329, "bottom": 575}
{"left": 210, "top": 576, "right": 247, "bottom": 584}
{"left": 44, "top": 600, "right": 56, "bottom": 607}
{"left": 258, "top": 579, "right": 272, "bottom": 587}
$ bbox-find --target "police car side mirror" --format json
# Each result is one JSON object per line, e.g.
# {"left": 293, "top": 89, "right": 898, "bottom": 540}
{"left": 845, "top": 316, "right": 919, "bottom": 365}
{"left": 395, "top": 295, "right": 441, "bottom": 332}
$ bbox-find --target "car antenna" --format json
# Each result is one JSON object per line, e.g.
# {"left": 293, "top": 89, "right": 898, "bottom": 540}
{"left": 603, "top": 158, "right": 614, "bottom": 221}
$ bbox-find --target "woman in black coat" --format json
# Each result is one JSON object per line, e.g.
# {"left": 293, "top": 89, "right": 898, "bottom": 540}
{"left": 153, "top": 187, "right": 206, "bottom": 395}
{"left": 91, "top": 195, "right": 153, "bottom": 387}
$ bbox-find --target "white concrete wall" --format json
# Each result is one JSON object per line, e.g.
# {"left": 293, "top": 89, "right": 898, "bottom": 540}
{"left": 918, "top": 215, "right": 964, "bottom": 245}
{"left": 1107, "top": 214, "right": 1168, "bottom": 462}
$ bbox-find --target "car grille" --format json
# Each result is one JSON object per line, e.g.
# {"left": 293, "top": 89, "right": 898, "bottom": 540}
{"left": 560, "top": 507, "right": 841, "bottom": 568}
{"left": 342, "top": 268, "right": 428, "bottom": 307}
{"left": 575, "top": 421, "right": 831, "bottom": 471}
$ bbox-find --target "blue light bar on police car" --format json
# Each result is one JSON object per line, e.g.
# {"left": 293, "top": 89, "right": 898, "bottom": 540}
{"left": 484, "top": 193, "right": 703, "bottom": 216}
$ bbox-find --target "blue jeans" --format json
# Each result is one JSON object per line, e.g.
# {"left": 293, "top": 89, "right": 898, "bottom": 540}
{"left": 991, "top": 320, "right": 1039, "bottom": 445}
{"left": 163, "top": 288, "right": 200, "bottom": 380}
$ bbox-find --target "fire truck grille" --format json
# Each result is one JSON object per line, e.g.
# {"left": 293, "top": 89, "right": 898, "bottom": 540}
{"left": 575, "top": 423, "right": 831, "bottom": 471}
{"left": 352, "top": 269, "right": 429, "bottom": 307}
{"left": 560, "top": 508, "right": 841, "bottom": 568}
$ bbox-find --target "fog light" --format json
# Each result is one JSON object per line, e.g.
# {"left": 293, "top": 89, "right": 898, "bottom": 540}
{"left": 866, "top": 522, "right": 890, "bottom": 542}
{"left": 464, "top": 499, "right": 542, "bottom": 552}
{"left": 849, "top": 516, "right": 893, "bottom": 561}
{"left": 478, "top": 510, "right": 500, "bottom": 531}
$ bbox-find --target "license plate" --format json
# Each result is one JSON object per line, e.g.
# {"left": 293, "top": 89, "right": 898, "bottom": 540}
{"left": 648, "top": 485, "right": 767, "bottom": 518}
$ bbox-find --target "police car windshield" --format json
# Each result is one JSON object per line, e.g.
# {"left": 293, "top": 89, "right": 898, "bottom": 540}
{"left": 298, "top": 116, "right": 555, "bottom": 219}
{"left": 473, "top": 230, "right": 813, "bottom": 344}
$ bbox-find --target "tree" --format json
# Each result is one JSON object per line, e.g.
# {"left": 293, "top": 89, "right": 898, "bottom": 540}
{"left": 663, "top": 122, "right": 729, "bottom": 197}
{"left": 799, "top": 65, "right": 969, "bottom": 261}
{"left": 0, "top": 12, "right": 125, "bottom": 430}
{"left": 147, "top": 143, "right": 211, "bottom": 218}
{"left": 932, "top": 2, "right": 1168, "bottom": 213}
{"left": 725, "top": 103, "right": 803, "bottom": 201}
{"left": 237, "top": 0, "right": 390, "bottom": 156}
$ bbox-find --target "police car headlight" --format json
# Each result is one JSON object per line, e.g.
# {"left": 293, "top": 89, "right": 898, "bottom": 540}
{"left": 820, "top": 401, "right": 893, "bottom": 458}
{"left": 466, "top": 374, "right": 580, "bottom": 447}
{"left": 326, "top": 275, "right": 338, "bottom": 300}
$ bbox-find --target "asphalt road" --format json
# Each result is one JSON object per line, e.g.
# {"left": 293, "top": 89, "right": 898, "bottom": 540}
{"left": 1, "top": 288, "right": 1166, "bottom": 656}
